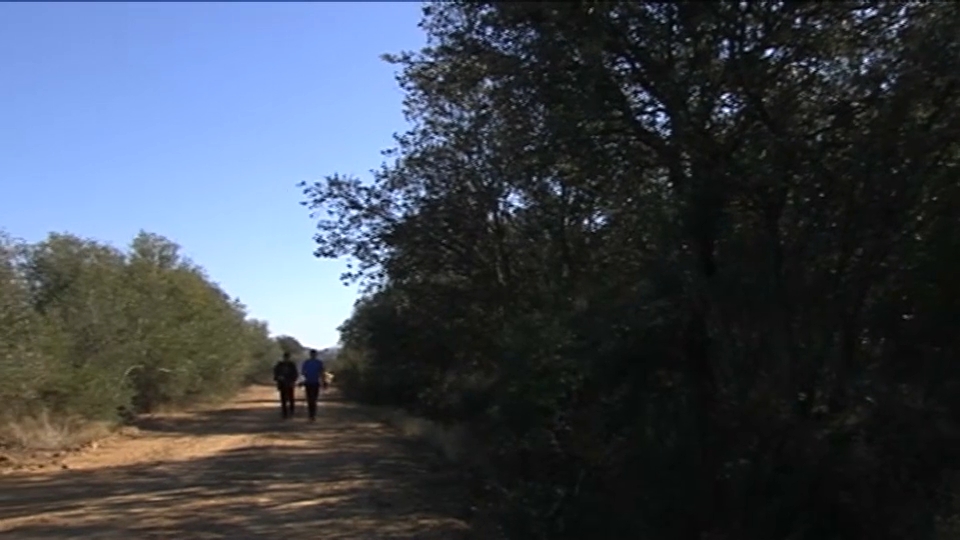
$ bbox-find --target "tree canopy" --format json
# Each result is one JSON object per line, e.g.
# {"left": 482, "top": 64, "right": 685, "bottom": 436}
{"left": 0, "top": 230, "right": 282, "bottom": 424}
{"left": 303, "top": 2, "right": 960, "bottom": 539}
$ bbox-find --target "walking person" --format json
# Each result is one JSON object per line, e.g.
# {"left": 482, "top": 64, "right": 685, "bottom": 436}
{"left": 273, "top": 352, "right": 299, "bottom": 419}
{"left": 300, "top": 349, "right": 326, "bottom": 422}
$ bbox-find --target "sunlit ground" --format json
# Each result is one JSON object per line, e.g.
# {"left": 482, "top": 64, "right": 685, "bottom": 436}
{"left": 0, "top": 387, "right": 471, "bottom": 540}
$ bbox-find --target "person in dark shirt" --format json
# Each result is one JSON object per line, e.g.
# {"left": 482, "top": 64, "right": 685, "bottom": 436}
{"left": 273, "top": 352, "right": 299, "bottom": 419}
{"left": 300, "top": 349, "right": 326, "bottom": 422}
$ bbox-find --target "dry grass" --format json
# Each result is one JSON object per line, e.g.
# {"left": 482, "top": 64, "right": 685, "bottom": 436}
{"left": 0, "top": 410, "right": 114, "bottom": 451}
{"left": 381, "top": 410, "right": 470, "bottom": 462}
{"left": 367, "top": 408, "right": 507, "bottom": 540}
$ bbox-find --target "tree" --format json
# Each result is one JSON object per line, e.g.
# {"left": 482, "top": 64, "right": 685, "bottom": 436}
{"left": 304, "top": 2, "right": 960, "bottom": 538}
{"left": 275, "top": 335, "right": 306, "bottom": 359}
{"left": 0, "top": 229, "right": 285, "bottom": 429}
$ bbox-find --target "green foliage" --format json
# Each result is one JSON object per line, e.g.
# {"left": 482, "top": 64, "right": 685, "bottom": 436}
{"left": 0, "top": 229, "right": 282, "bottom": 427}
{"left": 305, "top": 2, "right": 960, "bottom": 539}
{"left": 275, "top": 335, "right": 307, "bottom": 360}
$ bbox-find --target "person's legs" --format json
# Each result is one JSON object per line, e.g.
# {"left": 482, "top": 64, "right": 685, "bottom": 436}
{"left": 287, "top": 385, "right": 296, "bottom": 417}
{"left": 279, "top": 384, "right": 294, "bottom": 418}
{"left": 305, "top": 383, "right": 319, "bottom": 420}
{"left": 277, "top": 384, "right": 288, "bottom": 418}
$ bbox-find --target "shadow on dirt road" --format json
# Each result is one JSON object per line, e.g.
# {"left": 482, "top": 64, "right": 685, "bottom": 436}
{"left": 0, "top": 387, "right": 472, "bottom": 539}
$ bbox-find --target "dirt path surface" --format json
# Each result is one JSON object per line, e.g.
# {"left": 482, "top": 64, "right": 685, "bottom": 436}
{"left": 0, "top": 386, "right": 472, "bottom": 539}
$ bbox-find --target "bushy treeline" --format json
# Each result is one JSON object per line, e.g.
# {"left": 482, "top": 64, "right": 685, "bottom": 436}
{"left": 303, "top": 2, "right": 960, "bottom": 539}
{"left": 0, "top": 230, "right": 281, "bottom": 426}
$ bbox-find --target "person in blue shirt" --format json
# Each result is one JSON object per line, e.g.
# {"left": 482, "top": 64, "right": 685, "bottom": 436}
{"left": 300, "top": 349, "right": 326, "bottom": 421}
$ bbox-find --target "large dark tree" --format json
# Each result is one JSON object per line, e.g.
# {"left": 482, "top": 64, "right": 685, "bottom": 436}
{"left": 303, "top": 2, "right": 960, "bottom": 538}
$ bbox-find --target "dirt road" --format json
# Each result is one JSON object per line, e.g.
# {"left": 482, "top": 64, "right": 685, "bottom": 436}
{"left": 0, "top": 386, "right": 472, "bottom": 539}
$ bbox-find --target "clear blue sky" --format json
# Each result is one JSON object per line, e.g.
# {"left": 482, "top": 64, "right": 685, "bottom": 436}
{"left": 0, "top": 2, "right": 427, "bottom": 349}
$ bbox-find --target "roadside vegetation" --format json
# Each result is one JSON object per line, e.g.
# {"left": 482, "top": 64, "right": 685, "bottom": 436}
{"left": 0, "top": 230, "right": 282, "bottom": 450}
{"left": 305, "top": 2, "right": 960, "bottom": 539}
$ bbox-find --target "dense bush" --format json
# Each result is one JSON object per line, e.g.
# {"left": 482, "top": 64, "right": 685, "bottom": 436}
{"left": 0, "top": 230, "right": 281, "bottom": 427}
{"left": 305, "top": 2, "right": 960, "bottom": 539}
